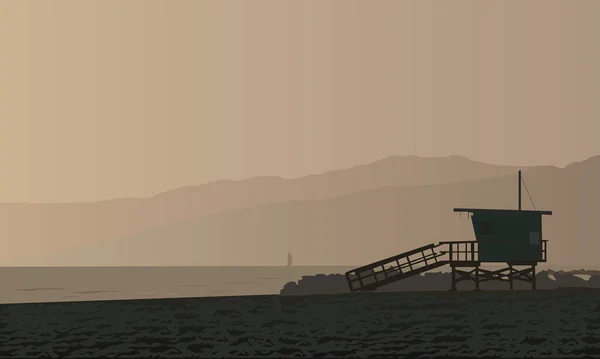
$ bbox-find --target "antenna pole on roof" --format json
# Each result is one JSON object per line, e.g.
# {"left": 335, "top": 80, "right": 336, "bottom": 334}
{"left": 518, "top": 170, "right": 522, "bottom": 211}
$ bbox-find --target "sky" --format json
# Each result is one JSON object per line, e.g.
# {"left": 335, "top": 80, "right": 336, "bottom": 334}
{"left": 0, "top": 0, "right": 599, "bottom": 203}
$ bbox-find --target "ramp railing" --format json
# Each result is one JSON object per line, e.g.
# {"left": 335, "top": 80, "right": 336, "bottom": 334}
{"left": 345, "top": 243, "right": 447, "bottom": 292}
{"left": 345, "top": 241, "right": 481, "bottom": 292}
{"left": 439, "top": 240, "right": 479, "bottom": 262}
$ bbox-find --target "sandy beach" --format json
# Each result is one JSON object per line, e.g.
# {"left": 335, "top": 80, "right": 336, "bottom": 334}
{"left": 2, "top": 288, "right": 600, "bottom": 358}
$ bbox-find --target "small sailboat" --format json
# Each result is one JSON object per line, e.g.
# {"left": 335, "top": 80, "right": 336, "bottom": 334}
{"left": 287, "top": 252, "right": 292, "bottom": 267}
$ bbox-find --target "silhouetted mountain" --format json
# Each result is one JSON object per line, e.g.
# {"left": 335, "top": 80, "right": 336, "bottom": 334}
{"left": 16, "top": 155, "right": 600, "bottom": 267}
{"left": 1, "top": 155, "right": 524, "bottom": 265}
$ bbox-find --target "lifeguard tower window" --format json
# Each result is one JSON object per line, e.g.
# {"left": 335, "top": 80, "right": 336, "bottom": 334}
{"left": 529, "top": 232, "right": 540, "bottom": 245}
{"left": 480, "top": 222, "right": 492, "bottom": 235}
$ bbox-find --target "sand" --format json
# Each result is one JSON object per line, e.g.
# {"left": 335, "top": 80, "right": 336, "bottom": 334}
{"left": 2, "top": 288, "right": 600, "bottom": 358}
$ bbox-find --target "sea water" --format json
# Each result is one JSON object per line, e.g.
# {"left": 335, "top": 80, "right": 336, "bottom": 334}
{"left": 0, "top": 263, "right": 595, "bottom": 304}
{"left": 0, "top": 266, "right": 354, "bottom": 304}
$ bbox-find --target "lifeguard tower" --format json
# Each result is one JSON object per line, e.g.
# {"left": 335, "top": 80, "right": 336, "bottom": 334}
{"left": 345, "top": 171, "right": 551, "bottom": 291}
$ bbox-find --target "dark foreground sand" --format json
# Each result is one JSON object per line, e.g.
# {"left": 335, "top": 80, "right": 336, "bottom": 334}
{"left": 2, "top": 288, "right": 600, "bottom": 358}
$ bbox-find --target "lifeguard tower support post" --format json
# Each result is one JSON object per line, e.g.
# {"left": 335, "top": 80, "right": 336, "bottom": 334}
{"left": 345, "top": 170, "right": 552, "bottom": 291}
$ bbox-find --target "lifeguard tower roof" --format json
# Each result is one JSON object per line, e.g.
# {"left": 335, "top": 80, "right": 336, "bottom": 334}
{"left": 453, "top": 208, "right": 552, "bottom": 216}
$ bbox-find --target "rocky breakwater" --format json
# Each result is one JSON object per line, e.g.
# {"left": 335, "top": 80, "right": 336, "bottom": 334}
{"left": 280, "top": 269, "right": 600, "bottom": 295}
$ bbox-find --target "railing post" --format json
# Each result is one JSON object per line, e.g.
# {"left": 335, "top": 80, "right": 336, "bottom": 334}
{"left": 346, "top": 273, "right": 353, "bottom": 291}
{"left": 451, "top": 266, "right": 457, "bottom": 291}
{"left": 471, "top": 242, "right": 474, "bottom": 261}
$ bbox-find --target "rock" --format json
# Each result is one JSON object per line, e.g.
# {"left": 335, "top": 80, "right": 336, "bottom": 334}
{"left": 554, "top": 273, "right": 589, "bottom": 288}
{"left": 280, "top": 269, "right": 600, "bottom": 295}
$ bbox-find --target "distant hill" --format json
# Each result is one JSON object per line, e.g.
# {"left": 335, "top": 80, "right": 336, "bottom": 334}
{"left": 0, "top": 155, "right": 526, "bottom": 265}
{"left": 146, "top": 154, "right": 528, "bottom": 223}
{"left": 11, "top": 155, "right": 600, "bottom": 267}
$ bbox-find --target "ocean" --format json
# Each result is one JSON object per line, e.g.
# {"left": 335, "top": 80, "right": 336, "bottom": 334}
{"left": 1, "top": 264, "right": 597, "bottom": 305}
{"left": 0, "top": 266, "right": 354, "bottom": 305}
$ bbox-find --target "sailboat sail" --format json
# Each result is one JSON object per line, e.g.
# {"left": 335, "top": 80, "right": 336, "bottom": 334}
{"left": 287, "top": 252, "right": 292, "bottom": 267}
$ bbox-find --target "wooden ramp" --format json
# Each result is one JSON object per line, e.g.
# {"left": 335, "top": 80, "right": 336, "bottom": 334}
{"left": 345, "top": 241, "right": 479, "bottom": 292}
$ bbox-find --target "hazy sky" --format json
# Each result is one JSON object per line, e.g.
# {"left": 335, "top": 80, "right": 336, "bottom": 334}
{"left": 1, "top": 0, "right": 599, "bottom": 202}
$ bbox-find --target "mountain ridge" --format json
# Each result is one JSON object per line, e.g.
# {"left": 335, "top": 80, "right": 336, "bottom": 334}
{"left": 10, "top": 158, "right": 600, "bottom": 267}
{"left": 1, "top": 154, "right": 596, "bottom": 266}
